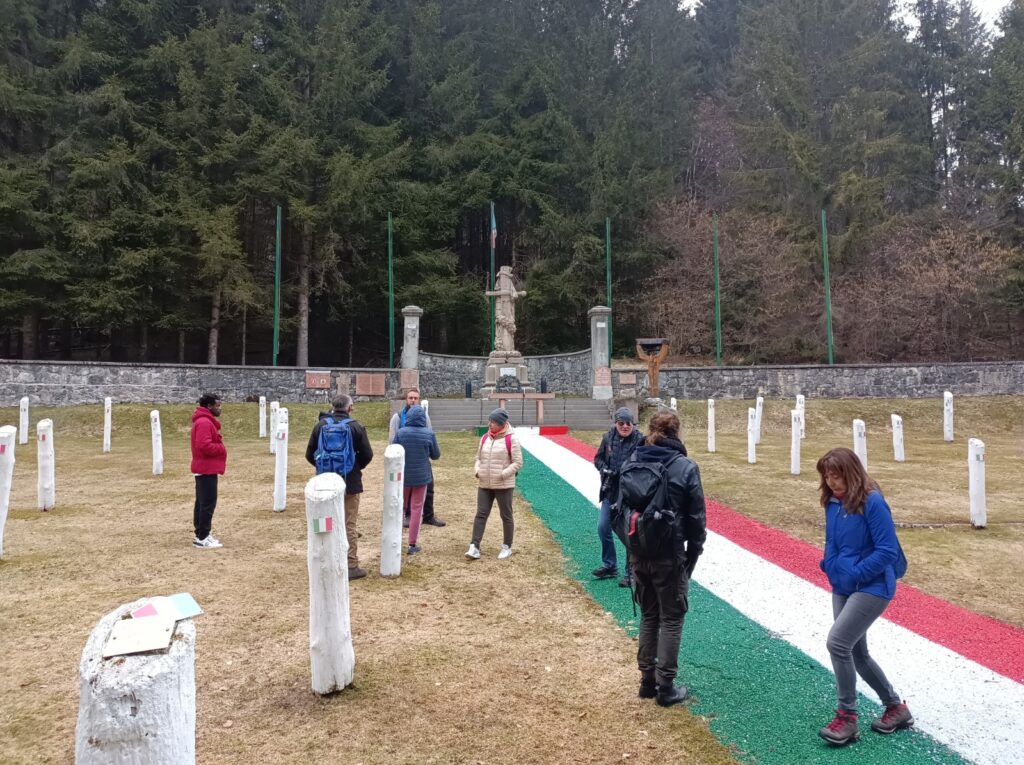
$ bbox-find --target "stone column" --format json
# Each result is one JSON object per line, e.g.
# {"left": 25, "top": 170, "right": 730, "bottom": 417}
{"left": 400, "top": 306, "right": 424, "bottom": 371}
{"left": 589, "top": 306, "right": 612, "bottom": 400}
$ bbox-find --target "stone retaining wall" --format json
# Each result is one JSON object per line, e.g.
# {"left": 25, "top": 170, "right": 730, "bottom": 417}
{"left": 418, "top": 349, "right": 592, "bottom": 395}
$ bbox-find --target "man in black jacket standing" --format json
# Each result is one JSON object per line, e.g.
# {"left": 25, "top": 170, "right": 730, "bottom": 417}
{"left": 593, "top": 407, "right": 644, "bottom": 586}
{"left": 305, "top": 395, "right": 374, "bottom": 580}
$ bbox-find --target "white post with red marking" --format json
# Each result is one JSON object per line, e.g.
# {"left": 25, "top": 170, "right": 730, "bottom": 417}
{"left": 790, "top": 410, "right": 800, "bottom": 475}
{"left": 754, "top": 396, "right": 764, "bottom": 445}
{"left": 707, "top": 399, "right": 716, "bottom": 453}
{"left": 853, "top": 419, "right": 867, "bottom": 471}
{"left": 305, "top": 471, "right": 354, "bottom": 694}
{"left": 380, "top": 444, "right": 405, "bottom": 577}
{"left": 796, "top": 394, "right": 805, "bottom": 439}
{"left": 37, "top": 419, "right": 55, "bottom": 510}
{"left": 150, "top": 410, "right": 164, "bottom": 475}
{"left": 944, "top": 391, "right": 954, "bottom": 442}
{"left": 75, "top": 599, "right": 196, "bottom": 765}
{"left": 19, "top": 397, "right": 29, "bottom": 445}
{"left": 747, "top": 408, "right": 756, "bottom": 464}
{"left": 258, "top": 396, "right": 267, "bottom": 438}
{"left": 269, "top": 401, "right": 280, "bottom": 453}
{"left": 0, "top": 426, "right": 15, "bottom": 558}
{"left": 891, "top": 414, "right": 905, "bottom": 462}
{"left": 273, "top": 407, "right": 289, "bottom": 512}
{"left": 968, "top": 438, "right": 986, "bottom": 528}
{"left": 102, "top": 398, "right": 112, "bottom": 454}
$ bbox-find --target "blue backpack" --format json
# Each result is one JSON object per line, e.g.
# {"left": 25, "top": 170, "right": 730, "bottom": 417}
{"left": 315, "top": 416, "right": 356, "bottom": 476}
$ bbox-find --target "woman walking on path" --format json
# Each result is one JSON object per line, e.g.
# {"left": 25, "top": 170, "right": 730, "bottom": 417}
{"left": 466, "top": 409, "right": 522, "bottom": 560}
{"left": 394, "top": 405, "right": 440, "bottom": 556}
{"left": 816, "top": 447, "right": 913, "bottom": 746}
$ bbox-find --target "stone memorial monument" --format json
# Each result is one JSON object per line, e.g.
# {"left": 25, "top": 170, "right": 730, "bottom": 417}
{"left": 482, "top": 266, "right": 531, "bottom": 393}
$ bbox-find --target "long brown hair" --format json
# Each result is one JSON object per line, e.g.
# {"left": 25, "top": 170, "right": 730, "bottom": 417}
{"left": 646, "top": 412, "right": 681, "bottom": 445}
{"left": 815, "top": 447, "right": 879, "bottom": 514}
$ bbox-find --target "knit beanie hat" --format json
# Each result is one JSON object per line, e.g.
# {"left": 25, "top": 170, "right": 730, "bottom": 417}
{"left": 613, "top": 407, "right": 635, "bottom": 424}
{"left": 488, "top": 408, "right": 510, "bottom": 427}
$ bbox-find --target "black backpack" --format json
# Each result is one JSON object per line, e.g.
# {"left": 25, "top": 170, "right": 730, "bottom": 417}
{"left": 615, "top": 455, "right": 682, "bottom": 561}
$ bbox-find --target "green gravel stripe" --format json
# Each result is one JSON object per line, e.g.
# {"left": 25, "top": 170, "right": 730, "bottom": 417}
{"left": 517, "top": 449, "right": 966, "bottom": 765}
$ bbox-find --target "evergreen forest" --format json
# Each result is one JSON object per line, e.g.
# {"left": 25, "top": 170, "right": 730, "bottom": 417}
{"left": 2, "top": 0, "right": 1023, "bottom": 366}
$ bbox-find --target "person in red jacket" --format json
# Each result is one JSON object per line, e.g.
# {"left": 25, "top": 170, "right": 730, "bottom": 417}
{"left": 190, "top": 393, "right": 227, "bottom": 548}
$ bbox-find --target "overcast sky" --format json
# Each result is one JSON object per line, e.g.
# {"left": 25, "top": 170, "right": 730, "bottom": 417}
{"left": 974, "top": 0, "right": 1010, "bottom": 27}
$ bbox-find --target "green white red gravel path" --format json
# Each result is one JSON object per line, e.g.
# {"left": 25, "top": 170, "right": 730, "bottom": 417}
{"left": 513, "top": 430, "right": 1024, "bottom": 765}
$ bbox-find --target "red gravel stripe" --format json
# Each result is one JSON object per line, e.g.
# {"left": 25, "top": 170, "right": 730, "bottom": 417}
{"left": 543, "top": 433, "right": 1024, "bottom": 683}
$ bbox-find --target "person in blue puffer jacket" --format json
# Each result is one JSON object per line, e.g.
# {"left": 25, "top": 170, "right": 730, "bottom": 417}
{"left": 394, "top": 405, "right": 440, "bottom": 556}
{"left": 815, "top": 447, "right": 913, "bottom": 747}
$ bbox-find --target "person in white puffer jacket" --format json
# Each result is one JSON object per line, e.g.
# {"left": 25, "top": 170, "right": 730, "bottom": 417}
{"left": 466, "top": 409, "right": 523, "bottom": 560}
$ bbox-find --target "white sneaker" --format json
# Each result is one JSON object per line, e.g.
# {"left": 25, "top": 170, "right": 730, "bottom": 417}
{"left": 465, "top": 544, "right": 481, "bottom": 560}
{"left": 193, "top": 535, "right": 223, "bottom": 549}
{"left": 207, "top": 534, "right": 221, "bottom": 546}
{"left": 497, "top": 544, "right": 513, "bottom": 560}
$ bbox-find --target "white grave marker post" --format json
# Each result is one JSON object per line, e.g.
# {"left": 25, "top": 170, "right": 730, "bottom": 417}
{"left": 273, "top": 407, "right": 289, "bottom": 512}
{"left": 0, "top": 426, "right": 15, "bottom": 558}
{"left": 19, "top": 397, "right": 29, "bottom": 445}
{"left": 422, "top": 399, "right": 429, "bottom": 416}
{"left": 258, "top": 396, "right": 267, "bottom": 438}
{"left": 150, "top": 410, "right": 164, "bottom": 475}
{"left": 790, "top": 409, "right": 801, "bottom": 475}
{"left": 747, "top": 407, "right": 757, "bottom": 464}
{"left": 380, "top": 444, "right": 405, "bottom": 577}
{"left": 707, "top": 399, "right": 716, "bottom": 453}
{"left": 304, "top": 472, "right": 355, "bottom": 694}
{"left": 891, "top": 414, "right": 905, "bottom": 462}
{"left": 37, "top": 418, "right": 55, "bottom": 511}
{"left": 102, "top": 398, "right": 112, "bottom": 454}
{"left": 269, "top": 401, "right": 280, "bottom": 454}
{"left": 75, "top": 599, "right": 196, "bottom": 765}
{"left": 853, "top": 419, "right": 868, "bottom": 471}
{"left": 796, "top": 394, "right": 806, "bottom": 439}
{"left": 754, "top": 396, "right": 764, "bottom": 444}
{"left": 670, "top": 397, "right": 678, "bottom": 412}
{"left": 968, "top": 438, "right": 987, "bottom": 528}
{"left": 943, "top": 391, "right": 954, "bottom": 442}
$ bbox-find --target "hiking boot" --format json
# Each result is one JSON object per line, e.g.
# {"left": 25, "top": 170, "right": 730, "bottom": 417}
{"left": 424, "top": 516, "right": 447, "bottom": 527}
{"left": 407, "top": 544, "right": 422, "bottom": 556}
{"left": 656, "top": 683, "right": 689, "bottom": 707}
{"left": 871, "top": 702, "right": 914, "bottom": 734}
{"left": 819, "top": 709, "right": 859, "bottom": 745}
{"left": 348, "top": 567, "right": 367, "bottom": 581}
{"left": 497, "top": 544, "right": 513, "bottom": 560}
{"left": 639, "top": 675, "right": 657, "bottom": 699}
{"left": 193, "top": 535, "right": 223, "bottom": 549}
{"left": 591, "top": 565, "right": 617, "bottom": 579}
{"left": 465, "top": 544, "right": 481, "bottom": 560}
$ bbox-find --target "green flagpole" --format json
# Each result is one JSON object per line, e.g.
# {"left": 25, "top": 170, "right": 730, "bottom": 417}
{"left": 713, "top": 214, "right": 722, "bottom": 366}
{"left": 273, "top": 205, "right": 282, "bottom": 366}
{"left": 388, "top": 211, "right": 394, "bottom": 368}
{"left": 489, "top": 201, "right": 496, "bottom": 352}
{"left": 605, "top": 217, "right": 612, "bottom": 358}
{"left": 821, "top": 208, "right": 835, "bottom": 365}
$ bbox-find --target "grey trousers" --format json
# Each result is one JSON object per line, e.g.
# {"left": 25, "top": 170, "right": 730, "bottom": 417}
{"left": 472, "top": 488, "right": 514, "bottom": 548}
{"left": 634, "top": 558, "right": 689, "bottom": 687}
{"left": 828, "top": 592, "right": 901, "bottom": 712}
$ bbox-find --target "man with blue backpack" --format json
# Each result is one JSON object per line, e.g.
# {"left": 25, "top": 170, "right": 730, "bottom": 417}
{"left": 305, "top": 395, "right": 374, "bottom": 580}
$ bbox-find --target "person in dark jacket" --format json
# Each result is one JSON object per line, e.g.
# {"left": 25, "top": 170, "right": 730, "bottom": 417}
{"left": 190, "top": 393, "right": 227, "bottom": 549}
{"left": 305, "top": 395, "right": 374, "bottom": 579}
{"left": 816, "top": 447, "right": 913, "bottom": 746}
{"left": 393, "top": 405, "right": 440, "bottom": 556}
{"left": 593, "top": 407, "right": 645, "bottom": 586}
{"left": 628, "top": 411, "right": 706, "bottom": 708}
{"left": 389, "top": 388, "right": 445, "bottom": 528}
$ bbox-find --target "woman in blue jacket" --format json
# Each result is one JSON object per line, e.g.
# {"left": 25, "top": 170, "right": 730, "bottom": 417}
{"left": 394, "top": 405, "right": 441, "bottom": 556}
{"left": 816, "top": 447, "right": 913, "bottom": 746}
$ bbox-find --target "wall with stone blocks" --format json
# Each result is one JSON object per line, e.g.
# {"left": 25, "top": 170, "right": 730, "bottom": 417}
{"left": 621, "top": 361, "right": 1024, "bottom": 399}
{"left": 0, "top": 361, "right": 402, "bottom": 405}
{"left": 418, "top": 350, "right": 592, "bottom": 395}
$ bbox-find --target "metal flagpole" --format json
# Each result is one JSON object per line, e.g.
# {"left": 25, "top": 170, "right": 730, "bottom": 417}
{"left": 821, "top": 209, "right": 835, "bottom": 365}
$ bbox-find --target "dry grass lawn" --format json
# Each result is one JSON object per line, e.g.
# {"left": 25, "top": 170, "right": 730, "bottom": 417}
{"left": 0, "top": 402, "right": 737, "bottom": 765}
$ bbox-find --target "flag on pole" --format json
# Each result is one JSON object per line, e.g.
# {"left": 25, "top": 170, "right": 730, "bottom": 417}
{"left": 490, "top": 204, "right": 497, "bottom": 249}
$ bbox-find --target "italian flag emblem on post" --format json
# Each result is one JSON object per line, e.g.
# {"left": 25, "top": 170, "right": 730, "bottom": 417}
{"left": 312, "top": 517, "right": 333, "bottom": 534}
{"left": 389, "top": 471, "right": 402, "bottom": 482}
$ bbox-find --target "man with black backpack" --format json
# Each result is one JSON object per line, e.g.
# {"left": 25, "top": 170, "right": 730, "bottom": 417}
{"left": 615, "top": 411, "right": 706, "bottom": 707}
{"left": 305, "top": 395, "right": 374, "bottom": 580}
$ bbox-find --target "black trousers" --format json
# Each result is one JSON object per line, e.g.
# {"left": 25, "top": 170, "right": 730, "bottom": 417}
{"left": 193, "top": 474, "right": 218, "bottom": 540}
{"left": 404, "top": 480, "right": 435, "bottom": 521}
{"left": 633, "top": 558, "right": 689, "bottom": 687}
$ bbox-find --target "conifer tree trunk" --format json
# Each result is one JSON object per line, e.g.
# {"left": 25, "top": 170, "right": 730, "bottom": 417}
{"left": 207, "top": 288, "right": 221, "bottom": 365}
{"left": 21, "top": 311, "right": 38, "bottom": 360}
{"left": 297, "top": 223, "right": 310, "bottom": 368}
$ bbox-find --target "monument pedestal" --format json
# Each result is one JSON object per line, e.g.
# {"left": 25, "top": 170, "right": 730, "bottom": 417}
{"left": 480, "top": 351, "right": 533, "bottom": 396}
